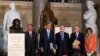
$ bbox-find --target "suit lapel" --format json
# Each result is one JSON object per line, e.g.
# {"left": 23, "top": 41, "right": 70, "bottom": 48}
{"left": 78, "top": 33, "right": 80, "bottom": 40}
{"left": 59, "top": 33, "right": 62, "bottom": 42}
{"left": 63, "top": 32, "right": 65, "bottom": 41}
{"left": 31, "top": 32, "right": 33, "bottom": 38}
{"left": 27, "top": 31, "right": 30, "bottom": 40}
{"left": 49, "top": 30, "right": 51, "bottom": 39}
{"left": 45, "top": 30, "right": 49, "bottom": 39}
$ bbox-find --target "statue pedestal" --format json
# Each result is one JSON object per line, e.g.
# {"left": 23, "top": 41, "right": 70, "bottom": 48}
{"left": 8, "top": 33, "right": 25, "bottom": 56}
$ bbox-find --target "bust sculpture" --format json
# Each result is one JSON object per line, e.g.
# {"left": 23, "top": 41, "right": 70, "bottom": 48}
{"left": 10, "top": 19, "right": 23, "bottom": 33}
{"left": 39, "top": 2, "right": 58, "bottom": 32}
{"left": 83, "top": 1, "right": 98, "bottom": 37}
{"left": 3, "top": 3, "right": 21, "bottom": 52}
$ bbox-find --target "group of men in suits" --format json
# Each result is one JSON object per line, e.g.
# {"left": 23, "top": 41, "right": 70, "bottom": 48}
{"left": 25, "top": 23, "right": 85, "bottom": 56}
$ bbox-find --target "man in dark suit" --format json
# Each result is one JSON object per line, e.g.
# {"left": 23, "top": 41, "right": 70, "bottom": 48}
{"left": 70, "top": 25, "right": 85, "bottom": 56}
{"left": 39, "top": 23, "right": 55, "bottom": 56}
{"left": 55, "top": 25, "right": 69, "bottom": 56}
{"left": 25, "top": 24, "right": 38, "bottom": 56}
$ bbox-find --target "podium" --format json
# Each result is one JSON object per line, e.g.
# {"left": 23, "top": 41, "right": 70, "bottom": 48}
{"left": 8, "top": 33, "right": 25, "bottom": 56}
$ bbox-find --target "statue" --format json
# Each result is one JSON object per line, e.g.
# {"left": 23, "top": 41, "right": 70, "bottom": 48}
{"left": 83, "top": 1, "right": 98, "bottom": 37}
{"left": 3, "top": 3, "right": 21, "bottom": 52}
{"left": 10, "top": 19, "right": 23, "bottom": 33}
{"left": 39, "top": 2, "right": 58, "bottom": 32}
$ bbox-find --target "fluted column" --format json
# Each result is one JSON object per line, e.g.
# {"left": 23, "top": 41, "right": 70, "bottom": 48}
{"left": 33, "top": 0, "right": 48, "bottom": 32}
{"left": 61, "top": 0, "right": 65, "bottom": 3}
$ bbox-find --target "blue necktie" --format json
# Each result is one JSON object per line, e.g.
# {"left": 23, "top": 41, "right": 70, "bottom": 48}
{"left": 60, "top": 32, "right": 64, "bottom": 41}
{"left": 76, "top": 33, "right": 78, "bottom": 39}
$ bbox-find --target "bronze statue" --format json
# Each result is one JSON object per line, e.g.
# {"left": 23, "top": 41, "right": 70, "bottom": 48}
{"left": 10, "top": 19, "right": 23, "bottom": 33}
{"left": 39, "top": 2, "right": 58, "bottom": 32}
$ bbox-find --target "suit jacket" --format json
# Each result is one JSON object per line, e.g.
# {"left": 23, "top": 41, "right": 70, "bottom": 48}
{"left": 25, "top": 31, "right": 38, "bottom": 53}
{"left": 39, "top": 29, "right": 54, "bottom": 51}
{"left": 55, "top": 32, "right": 69, "bottom": 55}
{"left": 70, "top": 32, "right": 85, "bottom": 51}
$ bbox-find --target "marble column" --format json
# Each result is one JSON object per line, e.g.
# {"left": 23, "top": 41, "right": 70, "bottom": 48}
{"left": 33, "top": 0, "right": 48, "bottom": 32}
{"left": 61, "top": 0, "right": 65, "bottom": 2}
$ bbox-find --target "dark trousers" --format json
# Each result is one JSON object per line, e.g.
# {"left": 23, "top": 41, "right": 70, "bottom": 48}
{"left": 72, "top": 49, "right": 81, "bottom": 56}
{"left": 43, "top": 49, "right": 54, "bottom": 56}
{"left": 68, "top": 50, "right": 72, "bottom": 56}
{"left": 72, "top": 49, "right": 86, "bottom": 56}
{"left": 25, "top": 50, "right": 35, "bottom": 56}
{"left": 56, "top": 50, "right": 67, "bottom": 56}
{"left": 36, "top": 48, "right": 54, "bottom": 56}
